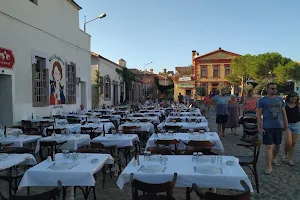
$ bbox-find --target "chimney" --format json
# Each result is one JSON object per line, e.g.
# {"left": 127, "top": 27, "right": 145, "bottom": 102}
{"left": 163, "top": 69, "right": 167, "bottom": 74}
{"left": 192, "top": 50, "right": 197, "bottom": 61}
{"left": 117, "top": 58, "right": 126, "bottom": 68}
{"left": 150, "top": 69, "right": 153, "bottom": 74}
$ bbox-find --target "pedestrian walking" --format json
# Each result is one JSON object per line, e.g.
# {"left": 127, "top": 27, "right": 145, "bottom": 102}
{"left": 243, "top": 89, "right": 258, "bottom": 113}
{"left": 226, "top": 95, "right": 240, "bottom": 136}
{"left": 256, "top": 83, "right": 288, "bottom": 175}
{"left": 282, "top": 92, "right": 300, "bottom": 166}
{"left": 211, "top": 88, "right": 231, "bottom": 137}
{"left": 203, "top": 94, "right": 211, "bottom": 113}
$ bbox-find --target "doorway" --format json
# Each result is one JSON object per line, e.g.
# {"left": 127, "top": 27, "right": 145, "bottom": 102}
{"left": 0, "top": 75, "right": 13, "bottom": 126}
{"left": 80, "top": 81, "right": 86, "bottom": 108}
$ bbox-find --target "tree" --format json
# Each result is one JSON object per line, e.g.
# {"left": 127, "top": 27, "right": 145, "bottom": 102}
{"left": 116, "top": 68, "right": 138, "bottom": 101}
{"left": 154, "top": 77, "right": 174, "bottom": 99}
{"left": 93, "top": 69, "right": 103, "bottom": 108}
{"left": 196, "top": 86, "right": 206, "bottom": 99}
{"left": 274, "top": 61, "right": 300, "bottom": 83}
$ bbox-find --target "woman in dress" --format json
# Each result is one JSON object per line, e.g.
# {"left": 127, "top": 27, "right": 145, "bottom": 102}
{"left": 243, "top": 89, "right": 257, "bottom": 113}
{"left": 227, "top": 95, "right": 240, "bottom": 135}
{"left": 282, "top": 92, "right": 300, "bottom": 166}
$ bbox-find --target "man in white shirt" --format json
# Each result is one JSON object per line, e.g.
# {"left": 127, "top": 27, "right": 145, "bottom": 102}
{"left": 78, "top": 104, "right": 87, "bottom": 115}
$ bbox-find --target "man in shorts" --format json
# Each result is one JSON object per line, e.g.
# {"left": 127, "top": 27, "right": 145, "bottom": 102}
{"left": 256, "top": 83, "right": 288, "bottom": 175}
{"left": 211, "top": 88, "right": 230, "bottom": 137}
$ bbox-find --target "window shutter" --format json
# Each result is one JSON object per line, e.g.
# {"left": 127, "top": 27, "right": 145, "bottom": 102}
{"left": 65, "top": 62, "right": 69, "bottom": 104}
{"left": 45, "top": 69, "right": 50, "bottom": 106}
{"left": 73, "top": 64, "right": 77, "bottom": 104}
{"left": 32, "top": 64, "right": 36, "bottom": 107}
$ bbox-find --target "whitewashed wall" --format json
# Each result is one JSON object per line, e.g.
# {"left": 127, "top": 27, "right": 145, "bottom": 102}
{"left": 0, "top": 0, "right": 91, "bottom": 125}
{"left": 91, "top": 56, "right": 125, "bottom": 107}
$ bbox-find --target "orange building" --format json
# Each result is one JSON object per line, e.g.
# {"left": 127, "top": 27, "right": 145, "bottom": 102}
{"left": 193, "top": 47, "right": 240, "bottom": 95}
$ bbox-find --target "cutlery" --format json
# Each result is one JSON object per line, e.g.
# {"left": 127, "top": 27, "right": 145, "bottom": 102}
{"left": 84, "top": 154, "right": 91, "bottom": 159}
{"left": 47, "top": 162, "right": 56, "bottom": 169}
{"left": 162, "top": 166, "right": 167, "bottom": 172}
{"left": 68, "top": 163, "right": 78, "bottom": 170}
{"left": 194, "top": 166, "right": 196, "bottom": 173}
{"left": 137, "top": 165, "right": 143, "bottom": 172}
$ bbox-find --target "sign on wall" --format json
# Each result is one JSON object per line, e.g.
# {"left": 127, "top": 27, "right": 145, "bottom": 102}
{"left": 49, "top": 54, "right": 66, "bottom": 105}
{"left": 0, "top": 48, "right": 15, "bottom": 69}
{"left": 179, "top": 77, "right": 191, "bottom": 81}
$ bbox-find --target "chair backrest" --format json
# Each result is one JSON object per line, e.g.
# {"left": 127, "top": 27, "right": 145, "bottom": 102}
{"left": 39, "top": 121, "right": 55, "bottom": 132}
{"left": 81, "top": 127, "right": 97, "bottom": 139}
{"left": 21, "top": 120, "right": 37, "bottom": 133}
{"left": 138, "top": 119, "right": 149, "bottom": 123}
{"left": 9, "top": 180, "right": 62, "bottom": 200}
{"left": 45, "top": 128, "right": 64, "bottom": 137}
{"left": 122, "top": 126, "right": 139, "bottom": 134}
{"left": 201, "top": 180, "right": 250, "bottom": 200}
{"left": 184, "top": 147, "right": 217, "bottom": 155}
{"left": 130, "top": 173, "right": 177, "bottom": 200}
{"left": 186, "top": 140, "right": 215, "bottom": 149}
{"left": 163, "top": 125, "right": 181, "bottom": 133}
{"left": 155, "top": 139, "right": 179, "bottom": 153}
{"left": 146, "top": 147, "right": 173, "bottom": 155}
{"left": 39, "top": 141, "right": 67, "bottom": 161}
{"left": 90, "top": 142, "right": 115, "bottom": 155}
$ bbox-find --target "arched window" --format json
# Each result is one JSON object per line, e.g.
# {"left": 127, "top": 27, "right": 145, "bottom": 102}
{"left": 104, "top": 75, "right": 111, "bottom": 100}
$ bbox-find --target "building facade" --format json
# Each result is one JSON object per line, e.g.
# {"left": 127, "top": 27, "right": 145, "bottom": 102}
{"left": 173, "top": 67, "right": 195, "bottom": 101}
{"left": 193, "top": 48, "right": 240, "bottom": 95}
{"left": 91, "top": 53, "right": 125, "bottom": 108}
{"left": 0, "top": 0, "right": 91, "bottom": 126}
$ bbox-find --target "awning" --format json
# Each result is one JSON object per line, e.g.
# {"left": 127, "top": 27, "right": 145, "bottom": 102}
{"left": 177, "top": 84, "right": 195, "bottom": 88}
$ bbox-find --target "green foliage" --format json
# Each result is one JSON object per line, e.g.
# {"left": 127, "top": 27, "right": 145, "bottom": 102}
{"left": 154, "top": 77, "right": 174, "bottom": 99}
{"left": 93, "top": 70, "right": 103, "bottom": 108}
{"left": 116, "top": 68, "right": 138, "bottom": 101}
{"left": 196, "top": 87, "right": 206, "bottom": 97}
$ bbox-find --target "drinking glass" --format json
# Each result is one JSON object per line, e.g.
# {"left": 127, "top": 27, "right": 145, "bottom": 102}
{"left": 192, "top": 152, "right": 197, "bottom": 162}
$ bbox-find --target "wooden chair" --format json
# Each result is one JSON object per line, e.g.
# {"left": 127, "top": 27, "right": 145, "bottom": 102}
{"left": 38, "top": 121, "right": 55, "bottom": 133}
{"left": 45, "top": 128, "right": 65, "bottom": 137}
{"left": 138, "top": 119, "right": 149, "bottom": 123}
{"left": 191, "top": 180, "right": 250, "bottom": 200}
{"left": 0, "top": 180, "right": 62, "bottom": 200}
{"left": 163, "top": 125, "right": 182, "bottom": 133}
{"left": 39, "top": 141, "right": 67, "bottom": 161}
{"left": 81, "top": 127, "right": 98, "bottom": 139}
{"left": 235, "top": 140, "right": 261, "bottom": 193}
{"left": 21, "top": 120, "right": 39, "bottom": 135}
{"left": 122, "top": 126, "right": 140, "bottom": 134}
{"left": 130, "top": 173, "right": 177, "bottom": 200}
{"left": 146, "top": 147, "right": 173, "bottom": 155}
{"left": 0, "top": 147, "right": 33, "bottom": 197}
{"left": 183, "top": 141, "right": 216, "bottom": 155}
{"left": 133, "top": 114, "right": 143, "bottom": 117}
{"left": 90, "top": 142, "right": 122, "bottom": 188}
{"left": 155, "top": 139, "right": 179, "bottom": 154}
{"left": 66, "top": 117, "right": 79, "bottom": 124}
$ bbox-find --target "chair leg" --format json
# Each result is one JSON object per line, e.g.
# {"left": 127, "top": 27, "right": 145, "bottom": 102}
{"left": 93, "top": 186, "right": 96, "bottom": 200}
{"left": 109, "top": 166, "right": 113, "bottom": 179}
{"left": 102, "top": 168, "right": 105, "bottom": 190}
{"left": 254, "top": 165, "right": 259, "bottom": 193}
{"left": 27, "top": 187, "right": 30, "bottom": 195}
{"left": 186, "top": 187, "right": 191, "bottom": 200}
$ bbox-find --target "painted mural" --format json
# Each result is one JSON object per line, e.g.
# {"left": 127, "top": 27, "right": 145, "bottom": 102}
{"left": 49, "top": 55, "right": 66, "bottom": 105}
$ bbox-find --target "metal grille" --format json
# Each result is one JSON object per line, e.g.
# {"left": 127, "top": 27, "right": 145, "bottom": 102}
{"left": 67, "top": 64, "right": 76, "bottom": 104}
{"left": 33, "top": 57, "right": 47, "bottom": 106}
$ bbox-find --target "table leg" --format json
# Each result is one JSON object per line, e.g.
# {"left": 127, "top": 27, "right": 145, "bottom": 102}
{"left": 68, "top": 186, "right": 74, "bottom": 200}
{"left": 186, "top": 187, "right": 191, "bottom": 200}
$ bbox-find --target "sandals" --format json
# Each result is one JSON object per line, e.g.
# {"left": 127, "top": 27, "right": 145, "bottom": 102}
{"left": 288, "top": 161, "right": 295, "bottom": 166}
{"left": 264, "top": 170, "right": 272, "bottom": 175}
{"left": 281, "top": 155, "right": 287, "bottom": 163}
{"left": 272, "top": 160, "right": 281, "bottom": 167}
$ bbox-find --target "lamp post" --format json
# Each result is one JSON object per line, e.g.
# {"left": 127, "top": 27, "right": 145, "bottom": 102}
{"left": 84, "top": 13, "right": 106, "bottom": 32}
{"left": 143, "top": 62, "right": 153, "bottom": 98}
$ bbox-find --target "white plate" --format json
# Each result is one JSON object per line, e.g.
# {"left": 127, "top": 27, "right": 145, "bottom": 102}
{"left": 140, "top": 165, "right": 165, "bottom": 173}
{"left": 196, "top": 166, "right": 221, "bottom": 174}
{"left": 48, "top": 162, "right": 74, "bottom": 170}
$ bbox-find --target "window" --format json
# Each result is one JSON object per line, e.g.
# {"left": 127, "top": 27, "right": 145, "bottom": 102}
{"left": 66, "top": 63, "right": 76, "bottom": 104}
{"left": 201, "top": 66, "right": 207, "bottom": 77}
{"left": 104, "top": 75, "right": 111, "bottom": 99}
{"left": 32, "top": 57, "right": 49, "bottom": 107}
{"left": 143, "top": 85, "right": 149, "bottom": 97}
{"left": 225, "top": 65, "right": 230, "bottom": 76}
{"left": 213, "top": 65, "right": 219, "bottom": 78}
{"left": 29, "top": 0, "right": 38, "bottom": 5}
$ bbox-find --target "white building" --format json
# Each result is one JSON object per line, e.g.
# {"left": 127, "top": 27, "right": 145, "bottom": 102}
{"left": 91, "top": 53, "right": 125, "bottom": 107}
{"left": 0, "top": 0, "right": 91, "bottom": 126}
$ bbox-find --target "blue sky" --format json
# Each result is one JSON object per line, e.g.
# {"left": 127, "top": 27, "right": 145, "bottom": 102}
{"left": 76, "top": 0, "right": 300, "bottom": 73}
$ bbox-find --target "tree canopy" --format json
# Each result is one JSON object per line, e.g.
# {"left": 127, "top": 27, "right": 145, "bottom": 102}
{"left": 228, "top": 52, "right": 300, "bottom": 94}
{"left": 116, "top": 68, "right": 139, "bottom": 101}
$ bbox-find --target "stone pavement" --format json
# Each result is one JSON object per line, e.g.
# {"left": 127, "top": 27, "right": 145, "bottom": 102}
{"left": 1, "top": 110, "right": 299, "bottom": 199}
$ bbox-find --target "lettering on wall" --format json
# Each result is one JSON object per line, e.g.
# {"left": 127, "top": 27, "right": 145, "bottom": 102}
{"left": 49, "top": 54, "right": 66, "bottom": 105}
{"left": 0, "top": 48, "right": 15, "bottom": 69}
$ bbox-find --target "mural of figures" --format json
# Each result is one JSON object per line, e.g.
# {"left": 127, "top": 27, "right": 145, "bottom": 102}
{"left": 50, "top": 61, "right": 66, "bottom": 105}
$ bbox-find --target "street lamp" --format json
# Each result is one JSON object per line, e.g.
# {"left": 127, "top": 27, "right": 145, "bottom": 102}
{"left": 84, "top": 13, "right": 106, "bottom": 32}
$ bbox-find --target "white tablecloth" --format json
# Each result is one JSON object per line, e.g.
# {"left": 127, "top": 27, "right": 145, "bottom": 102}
{"left": 43, "top": 122, "right": 115, "bottom": 136}
{"left": 157, "top": 122, "right": 209, "bottom": 131}
{"left": 116, "top": 155, "right": 253, "bottom": 192}
{"left": 0, "top": 153, "right": 37, "bottom": 170}
{"left": 129, "top": 112, "right": 162, "bottom": 117}
{"left": 0, "top": 135, "right": 41, "bottom": 147}
{"left": 170, "top": 111, "right": 202, "bottom": 116}
{"left": 92, "top": 134, "right": 139, "bottom": 147}
{"left": 65, "top": 114, "right": 87, "bottom": 120}
{"left": 139, "top": 110, "right": 166, "bottom": 115}
{"left": 35, "top": 134, "right": 90, "bottom": 153}
{"left": 145, "top": 132, "right": 224, "bottom": 152}
{"left": 124, "top": 117, "right": 160, "bottom": 124}
{"left": 119, "top": 122, "right": 155, "bottom": 133}
{"left": 166, "top": 116, "right": 207, "bottom": 123}
{"left": 19, "top": 153, "right": 114, "bottom": 188}
{"left": 0, "top": 128, "right": 23, "bottom": 137}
